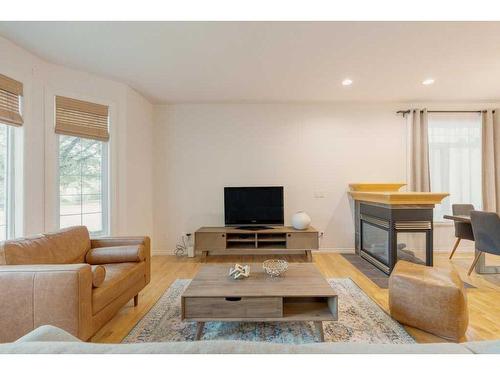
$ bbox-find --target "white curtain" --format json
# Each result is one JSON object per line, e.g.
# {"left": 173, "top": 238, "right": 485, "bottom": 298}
{"left": 428, "top": 112, "right": 482, "bottom": 220}
{"left": 407, "top": 109, "right": 430, "bottom": 192}
{"left": 482, "top": 109, "right": 500, "bottom": 214}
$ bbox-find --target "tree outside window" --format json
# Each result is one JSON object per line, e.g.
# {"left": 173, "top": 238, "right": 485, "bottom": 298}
{"left": 59, "top": 135, "right": 108, "bottom": 235}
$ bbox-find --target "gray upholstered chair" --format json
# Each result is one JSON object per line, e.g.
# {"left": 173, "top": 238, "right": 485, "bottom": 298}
{"left": 468, "top": 210, "right": 500, "bottom": 275}
{"left": 449, "top": 204, "right": 475, "bottom": 259}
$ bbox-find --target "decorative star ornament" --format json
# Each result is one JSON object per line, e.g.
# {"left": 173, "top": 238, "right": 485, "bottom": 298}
{"left": 229, "top": 264, "right": 250, "bottom": 279}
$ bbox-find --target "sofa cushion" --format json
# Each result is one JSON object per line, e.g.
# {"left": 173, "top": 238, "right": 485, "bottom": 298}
{"left": 0, "top": 339, "right": 475, "bottom": 354}
{"left": 91, "top": 265, "right": 106, "bottom": 288}
{"left": 92, "top": 262, "right": 145, "bottom": 314}
{"left": 86, "top": 245, "right": 145, "bottom": 264}
{"left": 0, "top": 226, "right": 91, "bottom": 265}
{"left": 6, "top": 326, "right": 499, "bottom": 354}
{"left": 464, "top": 340, "right": 500, "bottom": 354}
{"left": 15, "top": 325, "right": 82, "bottom": 343}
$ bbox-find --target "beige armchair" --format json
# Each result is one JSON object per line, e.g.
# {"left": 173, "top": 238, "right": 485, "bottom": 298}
{"left": 0, "top": 226, "right": 150, "bottom": 343}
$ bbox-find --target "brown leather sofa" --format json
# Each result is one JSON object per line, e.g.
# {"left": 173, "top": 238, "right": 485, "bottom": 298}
{"left": 0, "top": 226, "right": 151, "bottom": 343}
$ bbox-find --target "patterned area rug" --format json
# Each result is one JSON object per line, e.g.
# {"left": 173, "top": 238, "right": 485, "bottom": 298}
{"left": 123, "top": 278, "right": 415, "bottom": 344}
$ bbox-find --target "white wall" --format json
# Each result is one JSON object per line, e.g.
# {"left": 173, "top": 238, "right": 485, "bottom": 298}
{"left": 0, "top": 36, "right": 154, "bottom": 242}
{"left": 154, "top": 102, "right": 497, "bottom": 254}
{"left": 153, "top": 103, "right": 482, "bottom": 255}
{"left": 122, "top": 87, "right": 154, "bottom": 239}
{"left": 153, "top": 103, "right": 413, "bottom": 253}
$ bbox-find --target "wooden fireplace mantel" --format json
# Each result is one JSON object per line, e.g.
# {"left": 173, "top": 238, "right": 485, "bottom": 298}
{"left": 348, "top": 183, "right": 449, "bottom": 206}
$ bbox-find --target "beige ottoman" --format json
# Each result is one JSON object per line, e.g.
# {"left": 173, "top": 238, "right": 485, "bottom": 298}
{"left": 389, "top": 260, "right": 468, "bottom": 342}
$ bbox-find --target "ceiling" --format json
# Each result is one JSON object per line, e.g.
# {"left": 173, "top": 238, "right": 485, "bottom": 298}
{"left": 1, "top": 21, "right": 500, "bottom": 104}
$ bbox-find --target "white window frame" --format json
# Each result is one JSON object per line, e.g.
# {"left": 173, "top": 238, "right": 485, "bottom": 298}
{"left": 0, "top": 124, "right": 16, "bottom": 240}
{"left": 6, "top": 125, "right": 16, "bottom": 239}
{"left": 56, "top": 135, "right": 110, "bottom": 237}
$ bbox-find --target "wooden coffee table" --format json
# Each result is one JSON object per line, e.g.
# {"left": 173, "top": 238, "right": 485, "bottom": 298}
{"left": 181, "top": 263, "right": 338, "bottom": 341}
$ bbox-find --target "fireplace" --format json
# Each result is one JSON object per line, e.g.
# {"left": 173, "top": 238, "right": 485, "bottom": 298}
{"left": 356, "top": 202, "right": 434, "bottom": 274}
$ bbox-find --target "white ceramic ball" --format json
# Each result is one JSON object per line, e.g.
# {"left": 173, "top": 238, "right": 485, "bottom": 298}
{"left": 292, "top": 211, "right": 311, "bottom": 230}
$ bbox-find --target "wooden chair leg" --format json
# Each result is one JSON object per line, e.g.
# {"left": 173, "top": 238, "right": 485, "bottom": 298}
{"left": 468, "top": 251, "right": 483, "bottom": 276}
{"left": 134, "top": 294, "right": 139, "bottom": 306}
{"left": 449, "top": 238, "right": 461, "bottom": 259}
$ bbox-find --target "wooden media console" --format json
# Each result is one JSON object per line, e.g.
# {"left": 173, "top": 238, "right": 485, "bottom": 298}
{"left": 194, "top": 226, "right": 319, "bottom": 261}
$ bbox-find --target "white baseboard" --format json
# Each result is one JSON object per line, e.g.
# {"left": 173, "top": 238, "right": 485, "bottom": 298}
{"left": 313, "top": 248, "right": 355, "bottom": 254}
{"left": 152, "top": 247, "right": 473, "bottom": 256}
{"left": 152, "top": 249, "right": 176, "bottom": 256}
{"left": 152, "top": 248, "right": 355, "bottom": 256}
{"left": 434, "top": 248, "right": 474, "bottom": 253}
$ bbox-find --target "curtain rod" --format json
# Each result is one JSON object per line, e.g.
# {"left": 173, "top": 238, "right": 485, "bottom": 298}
{"left": 397, "top": 110, "right": 495, "bottom": 116}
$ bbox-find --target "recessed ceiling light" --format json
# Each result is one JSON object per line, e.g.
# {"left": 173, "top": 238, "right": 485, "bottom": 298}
{"left": 422, "top": 78, "right": 435, "bottom": 85}
{"left": 342, "top": 78, "right": 353, "bottom": 86}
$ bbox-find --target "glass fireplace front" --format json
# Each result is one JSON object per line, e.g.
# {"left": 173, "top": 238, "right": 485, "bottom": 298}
{"left": 360, "top": 216, "right": 391, "bottom": 273}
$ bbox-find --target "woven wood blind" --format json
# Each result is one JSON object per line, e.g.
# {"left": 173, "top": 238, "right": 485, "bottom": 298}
{"left": 55, "top": 96, "right": 109, "bottom": 142}
{"left": 0, "top": 73, "right": 23, "bottom": 127}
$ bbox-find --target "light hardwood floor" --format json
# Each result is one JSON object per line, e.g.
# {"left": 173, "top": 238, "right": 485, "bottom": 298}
{"left": 90, "top": 252, "right": 500, "bottom": 344}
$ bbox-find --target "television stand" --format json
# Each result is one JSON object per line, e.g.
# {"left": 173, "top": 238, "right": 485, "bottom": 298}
{"left": 234, "top": 225, "right": 273, "bottom": 231}
{"left": 194, "top": 226, "right": 319, "bottom": 262}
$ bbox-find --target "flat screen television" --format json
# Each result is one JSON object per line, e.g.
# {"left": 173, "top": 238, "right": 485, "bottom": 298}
{"left": 224, "top": 186, "right": 284, "bottom": 228}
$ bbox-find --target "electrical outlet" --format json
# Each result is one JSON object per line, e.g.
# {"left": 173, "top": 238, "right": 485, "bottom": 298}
{"left": 314, "top": 191, "right": 326, "bottom": 198}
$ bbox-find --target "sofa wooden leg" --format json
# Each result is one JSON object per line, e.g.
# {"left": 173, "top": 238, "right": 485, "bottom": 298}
{"left": 134, "top": 294, "right": 139, "bottom": 306}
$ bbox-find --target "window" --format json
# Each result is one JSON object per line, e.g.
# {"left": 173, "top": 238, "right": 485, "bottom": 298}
{"left": 55, "top": 95, "right": 110, "bottom": 236}
{"left": 58, "top": 135, "right": 109, "bottom": 235}
{"left": 0, "top": 73, "right": 23, "bottom": 240}
{"left": 0, "top": 123, "right": 14, "bottom": 240}
{"left": 428, "top": 113, "right": 482, "bottom": 220}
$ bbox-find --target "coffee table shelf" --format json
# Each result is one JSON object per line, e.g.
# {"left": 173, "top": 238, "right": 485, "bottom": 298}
{"left": 283, "top": 297, "right": 337, "bottom": 321}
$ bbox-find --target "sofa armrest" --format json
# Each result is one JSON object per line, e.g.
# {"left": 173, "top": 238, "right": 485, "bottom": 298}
{"left": 90, "top": 236, "right": 150, "bottom": 249}
{"left": 90, "top": 236, "right": 151, "bottom": 284}
{"left": 0, "top": 264, "right": 93, "bottom": 343}
{"left": 86, "top": 246, "right": 145, "bottom": 264}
